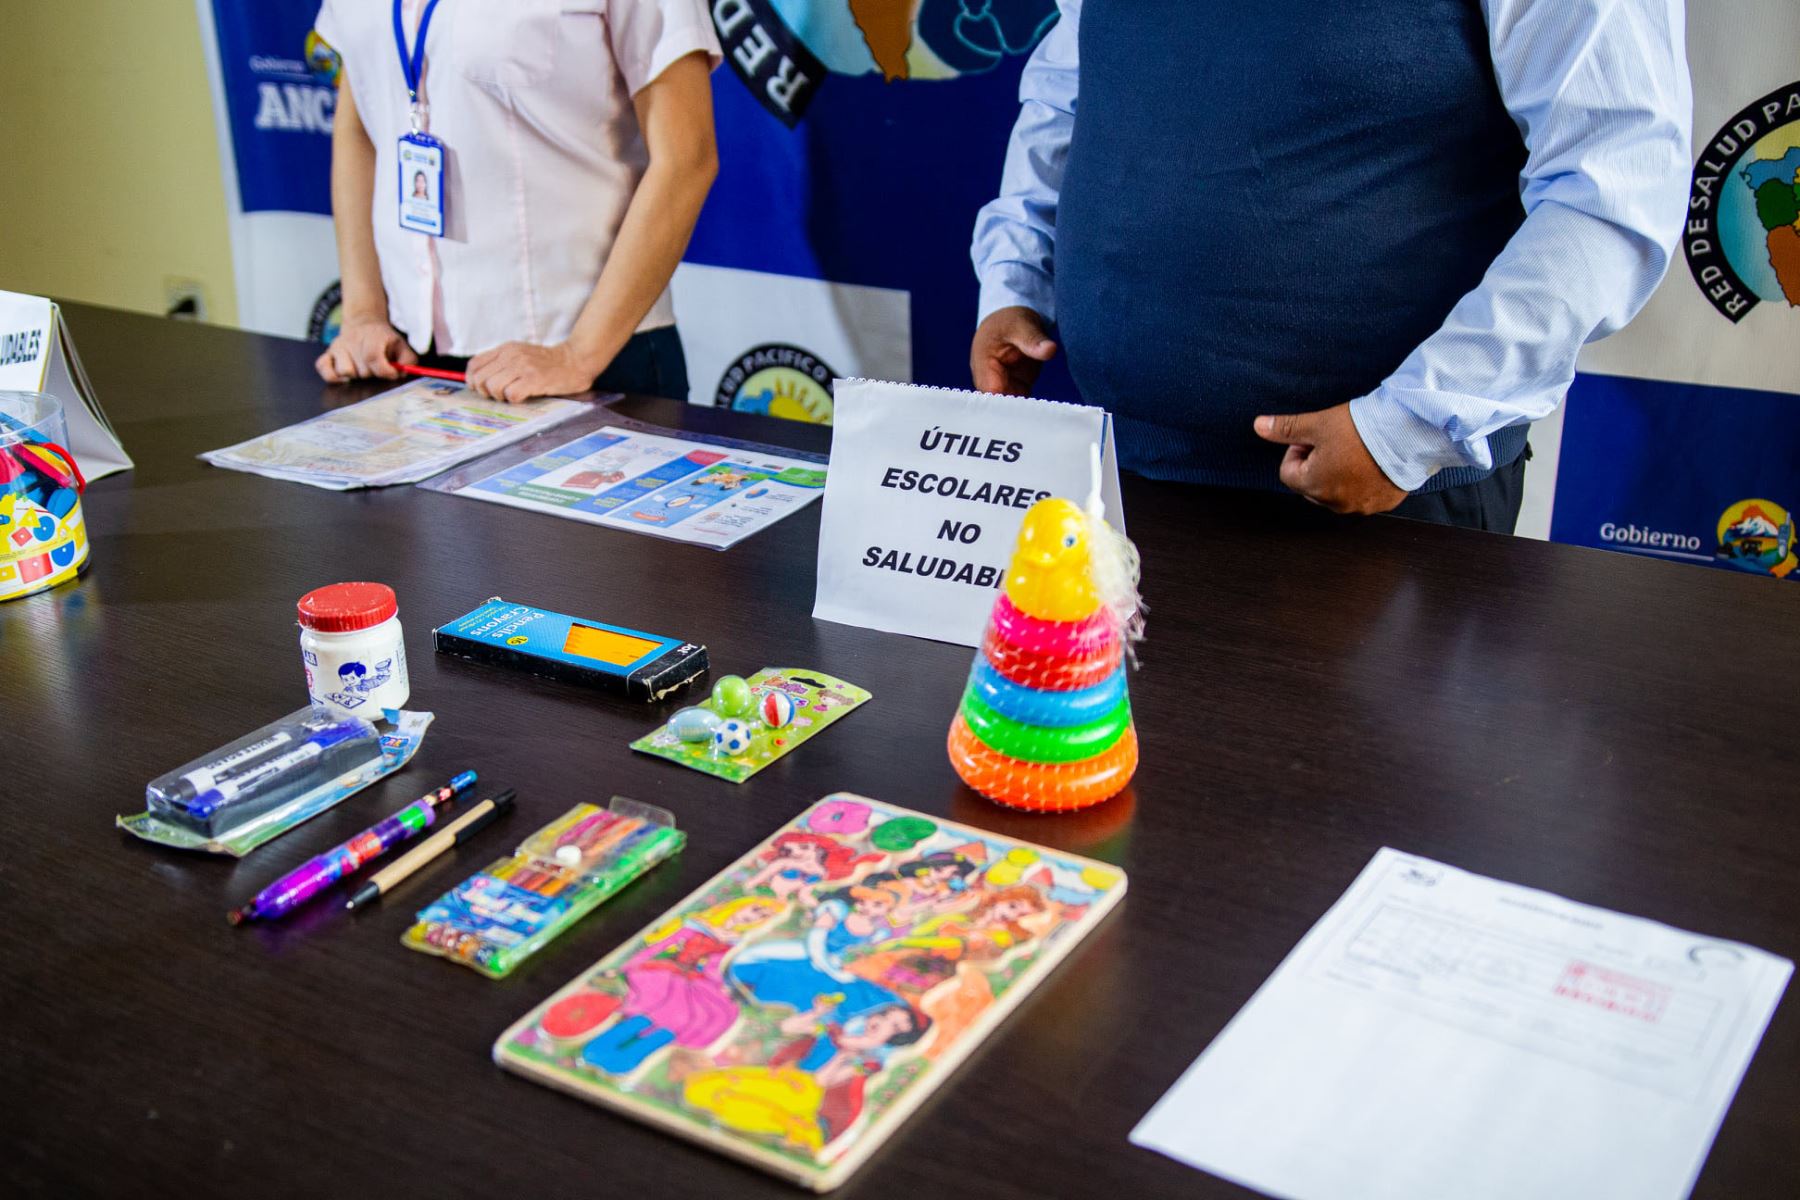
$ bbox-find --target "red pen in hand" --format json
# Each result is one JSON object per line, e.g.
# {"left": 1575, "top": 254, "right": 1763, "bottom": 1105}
{"left": 395, "top": 362, "right": 467, "bottom": 383}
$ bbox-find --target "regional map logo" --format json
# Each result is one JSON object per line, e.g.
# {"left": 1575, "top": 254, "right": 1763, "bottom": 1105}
{"left": 1716, "top": 498, "right": 1797, "bottom": 579}
{"left": 303, "top": 31, "right": 341, "bottom": 88}
{"left": 1684, "top": 82, "right": 1800, "bottom": 322}
{"left": 712, "top": 0, "right": 1057, "bottom": 125}
{"left": 716, "top": 343, "right": 837, "bottom": 423}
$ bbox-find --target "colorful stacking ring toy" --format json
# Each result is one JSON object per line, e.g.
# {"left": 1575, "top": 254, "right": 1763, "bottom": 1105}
{"left": 947, "top": 715, "right": 1138, "bottom": 812}
{"left": 982, "top": 625, "right": 1121, "bottom": 693}
{"left": 988, "top": 592, "right": 1116, "bottom": 658}
{"left": 950, "top": 497, "right": 1142, "bottom": 812}
{"left": 959, "top": 688, "right": 1131, "bottom": 763}
{"left": 969, "top": 658, "right": 1126, "bottom": 727}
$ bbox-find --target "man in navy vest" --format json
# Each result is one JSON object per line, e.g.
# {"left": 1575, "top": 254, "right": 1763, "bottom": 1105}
{"left": 970, "top": 0, "right": 1690, "bottom": 532}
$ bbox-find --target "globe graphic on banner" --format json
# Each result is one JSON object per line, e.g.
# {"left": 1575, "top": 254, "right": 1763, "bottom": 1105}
{"left": 766, "top": 0, "right": 1057, "bottom": 81}
{"left": 1719, "top": 125, "right": 1800, "bottom": 306}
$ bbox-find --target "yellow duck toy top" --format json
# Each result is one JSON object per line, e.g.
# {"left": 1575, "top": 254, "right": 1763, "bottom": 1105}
{"left": 1003, "top": 498, "right": 1101, "bottom": 622}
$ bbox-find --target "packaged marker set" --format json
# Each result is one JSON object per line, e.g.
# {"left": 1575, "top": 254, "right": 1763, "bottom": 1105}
{"left": 118, "top": 706, "right": 435, "bottom": 856}
{"left": 403, "top": 798, "right": 685, "bottom": 979}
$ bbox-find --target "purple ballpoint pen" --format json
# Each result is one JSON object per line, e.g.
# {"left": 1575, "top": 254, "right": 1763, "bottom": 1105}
{"left": 228, "top": 771, "right": 477, "bottom": 924}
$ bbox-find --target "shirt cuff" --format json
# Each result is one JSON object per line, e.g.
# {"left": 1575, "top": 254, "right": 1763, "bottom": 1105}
{"left": 1348, "top": 390, "right": 1483, "bottom": 493}
{"left": 977, "top": 262, "right": 1056, "bottom": 326}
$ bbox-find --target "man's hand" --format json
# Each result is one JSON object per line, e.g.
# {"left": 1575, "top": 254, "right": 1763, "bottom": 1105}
{"left": 315, "top": 318, "right": 415, "bottom": 383}
{"left": 1253, "top": 403, "right": 1408, "bottom": 514}
{"left": 466, "top": 342, "right": 597, "bottom": 403}
{"left": 971, "top": 306, "right": 1057, "bottom": 395}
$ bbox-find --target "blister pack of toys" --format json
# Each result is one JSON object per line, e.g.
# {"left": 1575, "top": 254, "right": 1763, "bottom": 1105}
{"left": 633, "top": 668, "right": 869, "bottom": 783}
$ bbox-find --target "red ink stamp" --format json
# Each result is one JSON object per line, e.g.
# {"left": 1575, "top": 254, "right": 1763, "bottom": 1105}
{"left": 1553, "top": 960, "right": 1669, "bottom": 1023}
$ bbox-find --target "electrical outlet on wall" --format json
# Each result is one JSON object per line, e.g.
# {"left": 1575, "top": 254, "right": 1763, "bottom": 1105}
{"left": 164, "top": 278, "right": 208, "bottom": 322}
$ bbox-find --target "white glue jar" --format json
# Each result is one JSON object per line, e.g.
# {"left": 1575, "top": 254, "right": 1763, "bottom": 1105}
{"left": 297, "top": 582, "right": 411, "bottom": 720}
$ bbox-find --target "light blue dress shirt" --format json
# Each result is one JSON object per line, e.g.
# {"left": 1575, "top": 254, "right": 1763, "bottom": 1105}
{"left": 972, "top": 0, "right": 1693, "bottom": 491}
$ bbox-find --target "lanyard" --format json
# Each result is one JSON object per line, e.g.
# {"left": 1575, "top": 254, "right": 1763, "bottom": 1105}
{"left": 392, "top": 0, "right": 444, "bottom": 130}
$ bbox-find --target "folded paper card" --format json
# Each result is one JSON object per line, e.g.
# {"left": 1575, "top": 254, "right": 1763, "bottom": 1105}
{"left": 0, "top": 290, "right": 131, "bottom": 480}
{"left": 813, "top": 380, "right": 1123, "bottom": 647}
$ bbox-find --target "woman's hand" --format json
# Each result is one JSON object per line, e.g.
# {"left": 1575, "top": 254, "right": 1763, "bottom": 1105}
{"left": 315, "top": 319, "right": 416, "bottom": 383}
{"left": 466, "top": 341, "right": 597, "bottom": 403}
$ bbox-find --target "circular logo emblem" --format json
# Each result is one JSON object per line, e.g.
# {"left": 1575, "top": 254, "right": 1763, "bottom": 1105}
{"left": 306, "top": 281, "right": 343, "bottom": 345}
{"left": 506, "top": 635, "right": 530, "bottom": 646}
{"left": 304, "top": 31, "right": 342, "bottom": 87}
{"left": 712, "top": 0, "right": 1057, "bottom": 125}
{"left": 785, "top": 0, "right": 1056, "bottom": 81}
{"left": 715, "top": 343, "right": 837, "bottom": 424}
{"left": 1716, "top": 498, "right": 1797, "bottom": 578}
{"left": 1684, "top": 82, "right": 1800, "bottom": 322}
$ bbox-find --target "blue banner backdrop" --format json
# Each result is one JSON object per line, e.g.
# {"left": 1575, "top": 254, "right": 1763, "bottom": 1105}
{"left": 207, "top": 3, "right": 336, "bottom": 215}
{"left": 197, "top": 0, "right": 340, "bottom": 339}
{"left": 678, "top": 0, "right": 1078, "bottom": 413}
{"left": 1561, "top": 12, "right": 1800, "bottom": 582}
{"left": 198, "top": 0, "right": 1797, "bottom": 576}
{"left": 1554, "top": 374, "right": 1798, "bottom": 580}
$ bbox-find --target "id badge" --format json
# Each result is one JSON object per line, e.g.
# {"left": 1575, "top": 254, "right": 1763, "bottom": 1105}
{"left": 397, "top": 133, "right": 446, "bottom": 237}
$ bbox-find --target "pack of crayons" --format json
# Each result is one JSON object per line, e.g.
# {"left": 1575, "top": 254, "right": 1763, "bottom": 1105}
{"left": 402, "top": 798, "right": 684, "bottom": 979}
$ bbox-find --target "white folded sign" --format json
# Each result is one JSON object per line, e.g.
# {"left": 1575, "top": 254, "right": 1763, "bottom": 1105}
{"left": 0, "top": 290, "right": 132, "bottom": 480}
{"left": 813, "top": 379, "right": 1123, "bottom": 646}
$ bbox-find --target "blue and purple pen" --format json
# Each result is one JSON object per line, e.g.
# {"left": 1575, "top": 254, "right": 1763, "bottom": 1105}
{"left": 228, "top": 770, "right": 477, "bottom": 925}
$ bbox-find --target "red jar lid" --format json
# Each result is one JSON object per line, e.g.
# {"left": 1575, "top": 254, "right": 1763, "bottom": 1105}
{"left": 297, "top": 582, "right": 398, "bottom": 632}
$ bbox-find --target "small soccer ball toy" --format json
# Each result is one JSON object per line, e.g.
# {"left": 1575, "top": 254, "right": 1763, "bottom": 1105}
{"left": 759, "top": 691, "right": 796, "bottom": 729}
{"left": 713, "top": 719, "right": 754, "bottom": 756}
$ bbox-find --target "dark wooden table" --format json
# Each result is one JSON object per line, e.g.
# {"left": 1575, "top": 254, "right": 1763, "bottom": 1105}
{"left": 4, "top": 303, "right": 1797, "bottom": 1198}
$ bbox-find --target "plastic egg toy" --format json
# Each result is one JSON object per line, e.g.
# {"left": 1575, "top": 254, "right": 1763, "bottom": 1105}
{"left": 713, "top": 719, "right": 754, "bottom": 756}
{"left": 759, "top": 691, "right": 796, "bottom": 729}
{"left": 671, "top": 706, "right": 721, "bottom": 743}
{"left": 711, "top": 675, "right": 754, "bottom": 718}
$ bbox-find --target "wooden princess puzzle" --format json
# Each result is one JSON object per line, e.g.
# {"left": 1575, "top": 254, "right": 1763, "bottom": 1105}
{"left": 494, "top": 793, "right": 1127, "bottom": 1191}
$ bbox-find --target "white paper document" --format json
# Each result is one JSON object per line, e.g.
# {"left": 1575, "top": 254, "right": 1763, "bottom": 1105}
{"left": 436, "top": 423, "right": 827, "bottom": 549}
{"left": 200, "top": 380, "right": 586, "bottom": 489}
{"left": 1131, "top": 848, "right": 1791, "bottom": 1200}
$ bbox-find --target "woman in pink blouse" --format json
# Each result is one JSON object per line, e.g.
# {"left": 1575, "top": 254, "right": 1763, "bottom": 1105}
{"left": 311, "top": 0, "right": 721, "bottom": 402}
